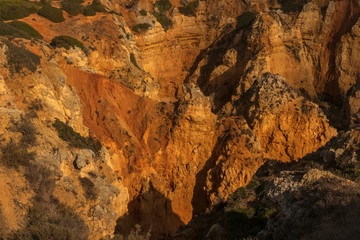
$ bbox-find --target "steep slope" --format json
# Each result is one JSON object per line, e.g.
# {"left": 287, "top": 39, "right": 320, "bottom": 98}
{"left": 0, "top": 0, "right": 359, "bottom": 239}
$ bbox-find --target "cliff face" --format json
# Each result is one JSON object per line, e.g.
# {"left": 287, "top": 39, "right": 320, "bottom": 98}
{"left": 0, "top": 0, "right": 359, "bottom": 239}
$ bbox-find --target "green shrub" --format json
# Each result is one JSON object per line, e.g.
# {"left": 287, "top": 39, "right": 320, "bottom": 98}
{"left": 0, "top": 21, "right": 42, "bottom": 39}
{"left": 50, "top": 35, "right": 86, "bottom": 52}
{"left": 132, "top": 23, "right": 151, "bottom": 33}
{"left": 61, "top": 0, "right": 84, "bottom": 16}
{"left": 130, "top": 53, "right": 140, "bottom": 69}
{"left": 0, "top": 20, "right": 42, "bottom": 39}
{"left": 52, "top": 119, "right": 102, "bottom": 154}
{"left": 154, "top": 0, "right": 172, "bottom": 13}
{"left": 178, "top": 0, "right": 199, "bottom": 17}
{"left": 83, "top": 0, "right": 107, "bottom": 16}
{"left": 139, "top": 10, "right": 147, "bottom": 16}
{"left": 38, "top": 3, "right": 65, "bottom": 23}
{"left": 7, "top": 21, "right": 42, "bottom": 38}
{"left": 0, "top": 0, "right": 41, "bottom": 21}
{"left": 4, "top": 40, "right": 41, "bottom": 74}
{"left": 236, "top": 11, "right": 256, "bottom": 29}
{"left": 153, "top": 11, "right": 172, "bottom": 30}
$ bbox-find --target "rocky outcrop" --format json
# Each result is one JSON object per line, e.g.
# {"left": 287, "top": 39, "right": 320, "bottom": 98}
{"left": 238, "top": 73, "right": 337, "bottom": 162}
{"left": 2, "top": 0, "right": 360, "bottom": 239}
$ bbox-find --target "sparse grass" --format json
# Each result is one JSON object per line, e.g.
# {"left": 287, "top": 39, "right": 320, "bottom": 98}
{"left": 50, "top": 35, "right": 86, "bottom": 52}
{"left": 38, "top": 3, "right": 65, "bottom": 23}
{"left": 132, "top": 23, "right": 151, "bottom": 33}
{"left": 0, "top": 21, "right": 42, "bottom": 39}
{"left": 178, "top": 0, "right": 199, "bottom": 17}
{"left": 0, "top": 0, "right": 41, "bottom": 21}
{"left": 4, "top": 40, "right": 41, "bottom": 74}
{"left": 52, "top": 119, "right": 102, "bottom": 154}
{"left": 153, "top": 11, "right": 172, "bottom": 30}
{"left": 83, "top": 0, "right": 107, "bottom": 16}
{"left": 236, "top": 11, "right": 256, "bottom": 29}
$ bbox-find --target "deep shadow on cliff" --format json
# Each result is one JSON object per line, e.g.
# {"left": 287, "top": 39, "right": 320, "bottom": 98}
{"left": 115, "top": 185, "right": 184, "bottom": 240}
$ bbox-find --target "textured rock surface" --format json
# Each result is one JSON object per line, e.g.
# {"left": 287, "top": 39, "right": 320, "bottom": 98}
{"left": 1, "top": 0, "right": 360, "bottom": 239}
{"left": 238, "top": 73, "right": 337, "bottom": 162}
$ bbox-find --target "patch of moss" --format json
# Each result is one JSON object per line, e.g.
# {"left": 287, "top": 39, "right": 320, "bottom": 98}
{"left": 83, "top": 0, "right": 107, "bottom": 16}
{"left": 52, "top": 119, "right": 102, "bottom": 155}
{"left": 50, "top": 35, "right": 86, "bottom": 52}
{"left": 132, "top": 23, "right": 151, "bottom": 33}
{"left": 236, "top": 11, "right": 256, "bottom": 29}
{"left": 154, "top": 0, "right": 172, "bottom": 13}
{"left": 38, "top": 3, "right": 65, "bottom": 23}
{"left": 0, "top": 0, "right": 41, "bottom": 21}
{"left": 153, "top": 11, "right": 172, "bottom": 30}
{"left": 4, "top": 40, "right": 41, "bottom": 74}
{"left": 178, "top": 0, "right": 199, "bottom": 17}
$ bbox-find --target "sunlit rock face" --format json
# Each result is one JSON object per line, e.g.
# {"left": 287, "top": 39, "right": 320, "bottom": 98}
{"left": 1, "top": 0, "right": 360, "bottom": 239}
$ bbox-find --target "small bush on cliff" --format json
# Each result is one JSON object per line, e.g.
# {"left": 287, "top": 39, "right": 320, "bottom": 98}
{"left": 83, "top": 0, "right": 107, "bottom": 16}
{"left": 52, "top": 119, "right": 102, "bottom": 154}
{"left": 61, "top": 0, "right": 84, "bottom": 16}
{"left": 38, "top": 3, "right": 65, "bottom": 23}
{"left": 0, "top": 0, "right": 41, "bottom": 21}
{"left": 152, "top": 11, "right": 172, "bottom": 30}
{"left": 154, "top": 0, "right": 172, "bottom": 13}
{"left": 132, "top": 23, "right": 151, "bottom": 33}
{"left": 139, "top": 10, "right": 147, "bottom": 16}
{"left": 50, "top": 35, "right": 87, "bottom": 52}
{"left": 178, "top": 0, "right": 199, "bottom": 17}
